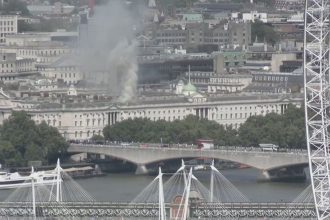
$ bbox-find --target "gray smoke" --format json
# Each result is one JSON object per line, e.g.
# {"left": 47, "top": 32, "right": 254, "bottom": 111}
{"left": 79, "top": 0, "right": 143, "bottom": 102}
{"left": 108, "top": 40, "right": 138, "bottom": 103}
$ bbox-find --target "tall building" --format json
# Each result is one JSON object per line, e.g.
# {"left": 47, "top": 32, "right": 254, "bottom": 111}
{"left": 0, "top": 15, "right": 18, "bottom": 44}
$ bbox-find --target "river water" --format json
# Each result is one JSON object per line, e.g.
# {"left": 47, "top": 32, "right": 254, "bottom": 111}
{"left": 0, "top": 168, "right": 309, "bottom": 203}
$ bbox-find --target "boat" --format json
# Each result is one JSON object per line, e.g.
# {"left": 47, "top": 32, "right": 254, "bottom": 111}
{"left": 62, "top": 166, "right": 105, "bottom": 179}
{"left": 0, "top": 169, "right": 60, "bottom": 190}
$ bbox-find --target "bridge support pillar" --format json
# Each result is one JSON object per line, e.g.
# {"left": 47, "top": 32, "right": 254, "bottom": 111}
{"left": 258, "top": 165, "right": 307, "bottom": 182}
{"left": 135, "top": 164, "right": 148, "bottom": 175}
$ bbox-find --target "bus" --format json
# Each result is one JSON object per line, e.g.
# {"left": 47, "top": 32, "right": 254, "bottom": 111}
{"left": 196, "top": 139, "right": 214, "bottom": 150}
{"left": 259, "top": 143, "right": 279, "bottom": 152}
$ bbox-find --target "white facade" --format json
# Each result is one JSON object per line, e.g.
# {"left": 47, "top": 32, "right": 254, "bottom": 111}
{"left": 0, "top": 15, "right": 18, "bottom": 43}
{"left": 208, "top": 74, "right": 253, "bottom": 93}
{"left": 0, "top": 43, "right": 71, "bottom": 64}
{"left": 38, "top": 65, "right": 82, "bottom": 85}
{"left": 0, "top": 52, "right": 35, "bottom": 75}
{"left": 242, "top": 11, "right": 267, "bottom": 23}
{"left": 4, "top": 94, "right": 303, "bottom": 140}
{"left": 5, "top": 34, "right": 51, "bottom": 46}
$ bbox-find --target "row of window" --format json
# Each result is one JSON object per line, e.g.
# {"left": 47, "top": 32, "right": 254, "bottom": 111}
{"left": 254, "top": 75, "right": 289, "bottom": 82}
{"left": 0, "top": 21, "right": 14, "bottom": 26}
{"left": 55, "top": 72, "right": 77, "bottom": 79}
{"left": 0, "top": 27, "right": 14, "bottom": 32}
{"left": 19, "top": 49, "right": 66, "bottom": 56}
{"left": 74, "top": 130, "right": 102, "bottom": 138}
{"left": 210, "top": 78, "right": 241, "bottom": 83}
{"left": 75, "top": 119, "right": 106, "bottom": 127}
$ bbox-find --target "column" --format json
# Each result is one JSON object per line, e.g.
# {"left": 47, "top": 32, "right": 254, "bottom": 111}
{"left": 107, "top": 113, "right": 110, "bottom": 125}
{"left": 135, "top": 164, "right": 148, "bottom": 175}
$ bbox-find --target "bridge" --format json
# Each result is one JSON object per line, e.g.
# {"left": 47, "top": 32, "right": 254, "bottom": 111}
{"left": 68, "top": 144, "right": 309, "bottom": 180}
{"left": 0, "top": 202, "right": 316, "bottom": 219}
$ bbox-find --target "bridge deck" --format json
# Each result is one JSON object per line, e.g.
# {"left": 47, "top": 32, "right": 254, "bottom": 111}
{"left": 0, "top": 202, "right": 316, "bottom": 218}
{"left": 68, "top": 144, "right": 309, "bottom": 170}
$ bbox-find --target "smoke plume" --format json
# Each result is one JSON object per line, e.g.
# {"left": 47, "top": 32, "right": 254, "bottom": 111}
{"left": 79, "top": 0, "right": 143, "bottom": 102}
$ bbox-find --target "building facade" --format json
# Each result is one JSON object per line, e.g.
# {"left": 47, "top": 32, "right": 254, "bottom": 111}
{"left": 0, "top": 93, "right": 303, "bottom": 140}
{"left": 0, "top": 15, "right": 18, "bottom": 44}
{"left": 154, "top": 21, "right": 251, "bottom": 49}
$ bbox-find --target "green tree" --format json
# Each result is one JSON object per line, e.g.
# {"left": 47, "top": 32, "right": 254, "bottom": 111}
{"left": 238, "top": 104, "right": 305, "bottom": 149}
{"left": 103, "top": 115, "right": 236, "bottom": 145}
{"left": 251, "top": 21, "right": 279, "bottom": 45}
{"left": 1, "top": 0, "right": 30, "bottom": 15}
{"left": 0, "top": 111, "right": 68, "bottom": 166}
{"left": 25, "top": 144, "right": 43, "bottom": 162}
{"left": 0, "top": 140, "right": 23, "bottom": 167}
{"left": 0, "top": 111, "right": 39, "bottom": 156}
{"left": 37, "top": 122, "right": 68, "bottom": 163}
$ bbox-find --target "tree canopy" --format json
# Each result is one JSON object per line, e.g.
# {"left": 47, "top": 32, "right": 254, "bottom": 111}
{"left": 0, "top": 0, "right": 30, "bottom": 16}
{"left": 103, "top": 115, "right": 239, "bottom": 145}
{"left": 238, "top": 104, "right": 305, "bottom": 148}
{"left": 0, "top": 111, "right": 68, "bottom": 167}
{"left": 251, "top": 21, "right": 279, "bottom": 45}
{"left": 104, "top": 104, "right": 306, "bottom": 149}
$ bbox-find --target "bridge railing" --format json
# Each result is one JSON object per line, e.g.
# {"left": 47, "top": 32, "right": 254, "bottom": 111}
{"left": 69, "top": 143, "right": 308, "bottom": 155}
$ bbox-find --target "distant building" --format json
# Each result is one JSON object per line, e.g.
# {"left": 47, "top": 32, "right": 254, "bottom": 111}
{"left": 5, "top": 33, "right": 51, "bottom": 46}
{"left": 154, "top": 21, "right": 251, "bottom": 49}
{"left": 0, "top": 15, "right": 18, "bottom": 44}
{"left": 241, "top": 11, "right": 268, "bottom": 23}
{"left": 208, "top": 74, "right": 252, "bottom": 93}
{"left": 180, "top": 13, "right": 203, "bottom": 23}
{"left": 244, "top": 71, "right": 303, "bottom": 94}
{"left": 274, "top": 0, "right": 304, "bottom": 11}
{"left": 0, "top": 52, "right": 35, "bottom": 81}
{"left": 37, "top": 55, "right": 82, "bottom": 85}
{"left": 27, "top": 3, "right": 75, "bottom": 16}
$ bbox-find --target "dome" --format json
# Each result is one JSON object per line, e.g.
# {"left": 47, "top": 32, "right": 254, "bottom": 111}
{"left": 182, "top": 82, "right": 197, "bottom": 93}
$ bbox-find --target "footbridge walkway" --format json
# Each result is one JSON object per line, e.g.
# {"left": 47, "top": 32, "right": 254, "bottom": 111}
{"left": 0, "top": 202, "right": 316, "bottom": 218}
{"left": 68, "top": 144, "right": 308, "bottom": 177}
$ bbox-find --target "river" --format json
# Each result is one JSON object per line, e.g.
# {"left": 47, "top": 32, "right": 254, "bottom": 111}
{"left": 0, "top": 168, "right": 309, "bottom": 203}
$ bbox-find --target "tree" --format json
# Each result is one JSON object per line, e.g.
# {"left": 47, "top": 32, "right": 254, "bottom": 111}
{"left": 0, "top": 140, "right": 23, "bottom": 167}
{"left": 1, "top": 0, "right": 30, "bottom": 15}
{"left": 103, "top": 115, "right": 236, "bottom": 145}
{"left": 251, "top": 21, "right": 279, "bottom": 45}
{"left": 238, "top": 104, "right": 306, "bottom": 149}
{"left": 0, "top": 111, "right": 39, "bottom": 156}
{"left": 37, "top": 122, "right": 69, "bottom": 163}
{"left": 0, "top": 111, "right": 68, "bottom": 166}
{"left": 25, "top": 144, "right": 43, "bottom": 162}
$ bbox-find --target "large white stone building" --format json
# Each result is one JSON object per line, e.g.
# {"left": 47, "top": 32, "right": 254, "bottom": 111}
{"left": 0, "top": 87, "right": 303, "bottom": 140}
{"left": 0, "top": 15, "right": 18, "bottom": 44}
